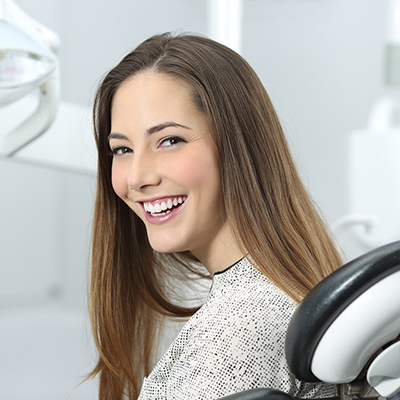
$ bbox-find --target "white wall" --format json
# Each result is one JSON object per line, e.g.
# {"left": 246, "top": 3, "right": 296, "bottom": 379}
{"left": 0, "top": 155, "right": 96, "bottom": 398}
{"left": 0, "top": 157, "right": 95, "bottom": 308}
{"left": 243, "top": 0, "right": 388, "bottom": 222}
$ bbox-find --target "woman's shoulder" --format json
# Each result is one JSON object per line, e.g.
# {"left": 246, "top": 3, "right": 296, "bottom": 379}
{"left": 207, "top": 256, "right": 297, "bottom": 322}
{"left": 198, "top": 258, "right": 296, "bottom": 329}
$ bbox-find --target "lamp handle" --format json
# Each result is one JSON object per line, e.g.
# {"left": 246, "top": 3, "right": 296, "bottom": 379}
{"left": 2, "top": 68, "right": 59, "bottom": 156}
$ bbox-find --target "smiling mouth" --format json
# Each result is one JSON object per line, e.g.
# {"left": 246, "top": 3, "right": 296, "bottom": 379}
{"left": 142, "top": 196, "right": 187, "bottom": 217}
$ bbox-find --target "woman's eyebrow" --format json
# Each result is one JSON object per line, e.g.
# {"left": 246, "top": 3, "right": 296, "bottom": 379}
{"left": 108, "top": 132, "right": 129, "bottom": 142}
{"left": 146, "top": 122, "right": 191, "bottom": 136}
{"left": 108, "top": 122, "right": 191, "bottom": 143}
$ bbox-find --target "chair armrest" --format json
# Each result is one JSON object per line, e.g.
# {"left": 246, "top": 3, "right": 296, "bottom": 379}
{"left": 218, "top": 388, "right": 298, "bottom": 400}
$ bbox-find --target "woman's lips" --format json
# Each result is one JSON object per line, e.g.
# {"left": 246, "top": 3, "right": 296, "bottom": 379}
{"left": 141, "top": 195, "right": 187, "bottom": 224}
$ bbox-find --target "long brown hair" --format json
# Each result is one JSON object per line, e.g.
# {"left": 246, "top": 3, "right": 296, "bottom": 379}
{"left": 88, "top": 32, "right": 342, "bottom": 399}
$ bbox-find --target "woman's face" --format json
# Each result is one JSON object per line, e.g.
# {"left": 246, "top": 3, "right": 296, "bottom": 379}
{"left": 109, "top": 72, "right": 238, "bottom": 268}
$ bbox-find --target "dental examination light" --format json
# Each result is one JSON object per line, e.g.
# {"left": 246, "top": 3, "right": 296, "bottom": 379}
{"left": 0, "top": 0, "right": 60, "bottom": 156}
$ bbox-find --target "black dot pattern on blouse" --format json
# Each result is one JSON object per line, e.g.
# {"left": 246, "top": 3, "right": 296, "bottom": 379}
{"left": 138, "top": 256, "right": 337, "bottom": 400}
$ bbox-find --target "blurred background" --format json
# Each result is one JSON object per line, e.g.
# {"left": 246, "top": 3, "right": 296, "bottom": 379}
{"left": 0, "top": 0, "right": 399, "bottom": 399}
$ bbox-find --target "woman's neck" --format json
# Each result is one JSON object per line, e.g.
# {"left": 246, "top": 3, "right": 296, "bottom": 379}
{"left": 191, "top": 227, "right": 246, "bottom": 276}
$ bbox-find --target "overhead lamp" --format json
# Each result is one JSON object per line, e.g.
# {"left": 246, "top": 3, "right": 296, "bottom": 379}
{"left": 0, "top": 0, "right": 60, "bottom": 156}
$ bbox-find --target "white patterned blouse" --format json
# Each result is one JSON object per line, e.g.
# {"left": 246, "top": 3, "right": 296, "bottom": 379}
{"left": 138, "top": 256, "right": 337, "bottom": 400}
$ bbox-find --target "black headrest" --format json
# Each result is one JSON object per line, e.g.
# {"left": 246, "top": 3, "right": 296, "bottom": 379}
{"left": 285, "top": 241, "right": 400, "bottom": 382}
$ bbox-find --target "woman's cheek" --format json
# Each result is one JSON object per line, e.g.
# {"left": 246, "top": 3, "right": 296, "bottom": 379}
{"left": 172, "top": 146, "right": 217, "bottom": 186}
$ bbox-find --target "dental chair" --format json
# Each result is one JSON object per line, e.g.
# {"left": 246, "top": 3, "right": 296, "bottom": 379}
{"left": 220, "top": 241, "right": 400, "bottom": 400}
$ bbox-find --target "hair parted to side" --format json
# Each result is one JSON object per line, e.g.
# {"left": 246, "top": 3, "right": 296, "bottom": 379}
{"left": 89, "top": 32, "right": 343, "bottom": 399}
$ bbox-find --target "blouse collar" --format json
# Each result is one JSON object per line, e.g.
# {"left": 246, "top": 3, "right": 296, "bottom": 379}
{"left": 210, "top": 255, "right": 262, "bottom": 294}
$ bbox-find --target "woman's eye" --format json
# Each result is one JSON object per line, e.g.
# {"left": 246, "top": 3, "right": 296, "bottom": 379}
{"left": 109, "top": 146, "right": 132, "bottom": 157}
{"left": 158, "top": 136, "right": 186, "bottom": 148}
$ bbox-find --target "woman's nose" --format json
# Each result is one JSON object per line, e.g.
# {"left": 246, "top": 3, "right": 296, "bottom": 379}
{"left": 126, "top": 152, "right": 161, "bottom": 191}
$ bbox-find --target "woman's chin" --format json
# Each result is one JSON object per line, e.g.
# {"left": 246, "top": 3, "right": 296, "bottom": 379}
{"left": 148, "top": 236, "right": 186, "bottom": 254}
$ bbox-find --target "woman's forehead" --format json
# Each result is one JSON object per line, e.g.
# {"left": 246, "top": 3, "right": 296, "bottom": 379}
{"left": 110, "top": 72, "right": 207, "bottom": 138}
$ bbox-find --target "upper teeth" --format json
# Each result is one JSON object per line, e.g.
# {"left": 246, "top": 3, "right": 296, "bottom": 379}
{"left": 143, "top": 196, "right": 187, "bottom": 213}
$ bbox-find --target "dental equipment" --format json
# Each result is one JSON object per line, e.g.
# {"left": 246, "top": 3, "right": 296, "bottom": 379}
{"left": 0, "top": 0, "right": 60, "bottom": 156}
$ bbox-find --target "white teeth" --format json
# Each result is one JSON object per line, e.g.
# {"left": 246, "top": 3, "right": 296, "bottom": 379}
{"left": 144, "top": 196, "right": 187, "bottom": 215}
{"left": 151, "top": 210, "right": 171, "bottom": 216}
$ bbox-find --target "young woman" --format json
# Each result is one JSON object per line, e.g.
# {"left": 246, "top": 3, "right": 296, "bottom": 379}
{"left": 88, "top": 32, "right": 342, "bottom": 399}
